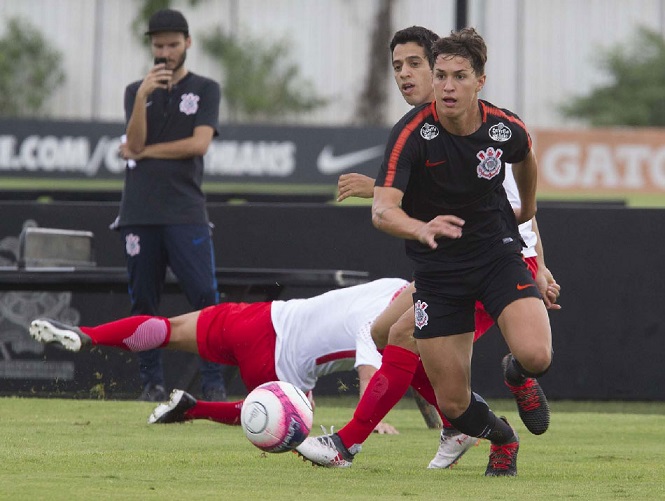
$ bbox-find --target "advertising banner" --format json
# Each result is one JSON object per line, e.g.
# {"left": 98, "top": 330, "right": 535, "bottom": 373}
{"left": 3, "top": 120, "right": 665, "bottom": 196}
{"left": 535, "top": 128, "right": 665, "bottom": 195}
{"left": 0, "top": 119, "right": 390, "bottom": 186}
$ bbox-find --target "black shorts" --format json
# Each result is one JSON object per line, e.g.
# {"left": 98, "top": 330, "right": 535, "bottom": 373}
{"left": 412, "top": 252, "right": 542, "bottom": 339}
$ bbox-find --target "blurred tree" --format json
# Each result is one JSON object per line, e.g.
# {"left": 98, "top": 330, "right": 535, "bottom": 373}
{"left": 201, "top": 29, "right": 327, "bottom": 122}
{"left": 356, "top": 0, "right": 395, "bottom": 125}
{"left": 132, "top": 0, "right": 327, "bottom": 121}
{"left": 560, "top": 27, "right": 665, "bottom": 126}
{"left": 0, "top": 18, "right": 65, "bottom": 117}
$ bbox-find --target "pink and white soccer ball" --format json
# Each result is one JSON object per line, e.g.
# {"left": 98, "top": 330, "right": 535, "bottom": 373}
{"left": 240, "top": 381, "right": 314, "bottom": 453}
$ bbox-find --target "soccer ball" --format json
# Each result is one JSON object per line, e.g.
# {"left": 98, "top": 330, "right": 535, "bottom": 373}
{"left": 240, "top": 381, "right": 314, "bottom": 453}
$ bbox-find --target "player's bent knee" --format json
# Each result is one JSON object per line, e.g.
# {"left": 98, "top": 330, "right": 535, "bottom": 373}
{"left": 370, "top": 323, "right": 389, "bottom": 349}
{"left": 387, "top": 323, "right": 417, "bottom": 351}
{"left": 516, "top": 351, "right": 552, "bottom": 378}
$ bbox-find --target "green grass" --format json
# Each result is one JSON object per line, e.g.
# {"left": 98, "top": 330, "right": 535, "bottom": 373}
{"left": 1, "top": 397, "right": 664, "bottom": 500}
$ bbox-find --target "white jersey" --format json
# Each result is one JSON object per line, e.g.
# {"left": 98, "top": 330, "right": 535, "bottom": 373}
{"left": 503, "top": 164, "right": 537, "bottom": 258}
{"left": 270, "top": 278, "right": 409, "bottom": 391}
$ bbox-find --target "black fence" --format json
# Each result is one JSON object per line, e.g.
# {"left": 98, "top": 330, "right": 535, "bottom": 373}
{"left": 0, "top": 201, "right": 663, "bottom": 401}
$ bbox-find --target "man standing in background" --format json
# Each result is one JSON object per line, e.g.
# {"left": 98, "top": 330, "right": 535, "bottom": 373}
{"left": 117, "top": 9, "right": 226, "bottom": 402}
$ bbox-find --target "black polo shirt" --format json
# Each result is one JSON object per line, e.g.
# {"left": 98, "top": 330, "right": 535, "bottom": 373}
{"left": 375, "top": 100, "right": 531, "bottom": 272}
{"left": 118, "top": 72, "right": 220, "bottom": 226}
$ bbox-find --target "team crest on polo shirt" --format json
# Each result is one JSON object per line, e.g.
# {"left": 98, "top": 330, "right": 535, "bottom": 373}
{"left": 179, "top": 93, "right": 200, "bottom": 115}
{"left": 476, "top": 147, "right": 503, "bottom": 180}
{"left": 489, "top": 122, "right": 512, "bottom": 142}
{"left": 414, "top": 300, "right": 429, "bottom": 330}
{"left": 420, "top": 123, "right": 439, "bottom": 140}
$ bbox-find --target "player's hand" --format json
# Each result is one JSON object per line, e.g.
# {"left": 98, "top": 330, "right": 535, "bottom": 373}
{"left": 337, "top": 173, "right": 375, "bottom": 202}
{"left": 417, "top": 215, "right": 465, "bottom": 249}
{"left": 373, "top": 421, "right": 399, "bottom": 435}
{"left": 535, "top": 266, "right": 561, "bottom": 310}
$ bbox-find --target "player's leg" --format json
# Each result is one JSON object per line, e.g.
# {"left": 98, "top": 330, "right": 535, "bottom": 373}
{"left": 488, "top": 254, "right": 553, "bottom": 435}
{"left": 148, "top": 388, "right": 244, "bottom": 425}
{"left": 370, "top": 281, "right": 415, "bottom": 348}
{"left": 296, "top": 307, "right": 420, "bottom": 467}
{"left": 417, "top": 333, "right": 519, "bottom": 477}
{"left": 498, "top": 297, "right": 552, "bottom": 435}
{"left": 29, "top": 310, "right": 201, "bottom": 354}
{"left": 151, "top": 302, "right": 282, "bottom": 426}
{"left": 338, "top": 307, "right": 419, "bottom": 444}
{"left": 370, "top": 282, "right": 442, "bottom": 429}
{"left": 409, "top": 361, "right": 480, "bottom": 469}
{"left": 414, "top": 289, "right": 519, "bottom": 477}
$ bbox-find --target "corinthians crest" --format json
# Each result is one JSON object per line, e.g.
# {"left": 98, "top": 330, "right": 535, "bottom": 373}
{"left": 414, "top": 300, "right": 429, "bottom": 330}
{"left": 420, "top": 123, "right": 439, "bottom": 140}
{"left": 179, "top": 93, "right": 200, "bottom": 115}
{"left": 476, "top": 147, "right": 503, "bottom": 180}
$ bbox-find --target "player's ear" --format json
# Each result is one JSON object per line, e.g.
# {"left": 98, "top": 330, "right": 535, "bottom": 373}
{"left": 476, "top": 74, "right": 486, "bottom": 93}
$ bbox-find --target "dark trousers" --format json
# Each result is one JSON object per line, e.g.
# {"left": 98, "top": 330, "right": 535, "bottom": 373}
{"left": 121, "top": 224, "right": 225, "bottom": 394}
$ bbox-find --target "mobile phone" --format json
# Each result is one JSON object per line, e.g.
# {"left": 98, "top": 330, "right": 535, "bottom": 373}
{"left": 154, "top": 57, "right": 168, "bottom": 85}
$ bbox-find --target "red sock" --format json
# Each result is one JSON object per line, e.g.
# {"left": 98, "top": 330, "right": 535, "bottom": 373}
{"left": 185, "top": 400, "right": 244, "bottom": 425}
{"left": 411, "top": 361, "right": 453, "bottom": 429}
{"left": 337, "top": 345, "right": 419, "bottom": 448}
{"left": 80, "top": 316, "right": 170, "bottom": 352}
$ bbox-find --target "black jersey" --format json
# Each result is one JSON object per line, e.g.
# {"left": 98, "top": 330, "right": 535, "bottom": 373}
{"left": 118, "top": 72, "right": 220, "bottom": 226}
{"left": 375, "top": 100, "right": 531, "bottom": 271}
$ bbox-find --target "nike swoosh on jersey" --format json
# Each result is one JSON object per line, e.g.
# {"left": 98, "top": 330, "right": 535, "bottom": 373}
{"left": 516, "top": 283, "right": 535, "bottom": 290}
{"left": 317, "top": 145, "right": 385, "bottom": 174}
{"left": 425, "top": 159, "right": 446, "bottom": 167}
{"left": 146, "top": 101, "right": 153, "bottom": 107}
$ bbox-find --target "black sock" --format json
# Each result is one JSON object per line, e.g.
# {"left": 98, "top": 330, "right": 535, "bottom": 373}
{"left": 504, "top": 355, "right": 527, "bottom": 386}
{"left": 506, "top": 353, "right": 553, "bottom": 383}
{"left": 447, "top": 393, "right": 516, "bottom": 444}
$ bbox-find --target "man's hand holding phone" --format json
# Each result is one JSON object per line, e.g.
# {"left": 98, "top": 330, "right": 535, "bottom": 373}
{"left": 153, "top": 57, "right": 171, "bottom": 87}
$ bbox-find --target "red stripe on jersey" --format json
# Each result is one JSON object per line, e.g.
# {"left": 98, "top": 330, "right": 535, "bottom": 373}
{"left": 480, "top": 101, "right": 532, "bottom": 149}
{"left": 390, "top": 283, "right": 410, "bottom": 303}
{"left": 383, "top": 104, "right": 435, "bottom": 187}
{"left": 430, "top": 101, "right": 439, "bottom": 121}
{"left": 316, "top": 350, "right": 356, "bottom": 365}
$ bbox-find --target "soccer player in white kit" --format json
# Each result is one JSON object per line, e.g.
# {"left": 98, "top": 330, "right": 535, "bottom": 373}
{"left": 29, "top": 278, "right": 409, "bottom": 427}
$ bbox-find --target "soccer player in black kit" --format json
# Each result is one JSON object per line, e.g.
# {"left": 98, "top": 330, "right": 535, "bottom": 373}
{"left": 371, "top": 28, "right": 553, "bottom": 476}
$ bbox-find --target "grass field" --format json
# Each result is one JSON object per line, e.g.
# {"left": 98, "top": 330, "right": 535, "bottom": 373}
{"left": 1, "top": 396, "right": 664, "bottom": 500}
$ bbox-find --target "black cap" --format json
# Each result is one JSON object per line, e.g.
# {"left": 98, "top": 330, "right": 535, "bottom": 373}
{"left": 145, "top": 9, "right": 189, "bottom": 36}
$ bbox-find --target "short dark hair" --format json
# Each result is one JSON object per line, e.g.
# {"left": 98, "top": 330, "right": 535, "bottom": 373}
{"left": 389, "top": 26, "right": 439, "bottom": 61}
{"left": 430, "top": 27, "right": 487, "bottom": 75}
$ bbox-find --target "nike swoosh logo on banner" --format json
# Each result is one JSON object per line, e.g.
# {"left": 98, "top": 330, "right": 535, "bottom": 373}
{"left": 425, "top": 159, "right": 446, "bottom": 167}
{"left": 317, "top": 145, "right": 385, "bottom": 174}
{"left": 516, "top": 283, "right": 535, "bottom": 291}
